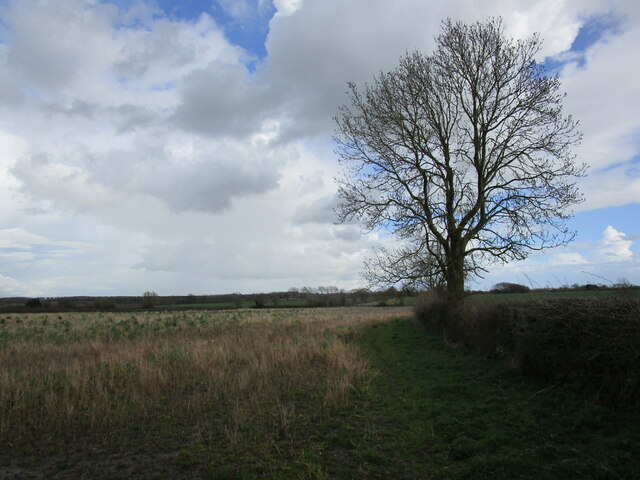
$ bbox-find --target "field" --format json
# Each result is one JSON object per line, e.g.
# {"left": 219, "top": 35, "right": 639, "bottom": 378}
{"left": 1, "top": 307, "right": 639, "bottom": 479}
{"left": 0, "top": 307, "right": 407, "bottom": 478}
{"left": 152, "top": 300, "right": 311, "bottom": 310}
{"left": 470, "top": 288, "right": 640, "bottom": 302}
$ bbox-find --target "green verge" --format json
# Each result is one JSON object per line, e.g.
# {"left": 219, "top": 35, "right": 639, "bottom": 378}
{"left": 357, "top": 318, "right": 640, "bottom": 479}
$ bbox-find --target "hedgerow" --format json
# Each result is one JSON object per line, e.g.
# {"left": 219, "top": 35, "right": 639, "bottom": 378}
{"left": 415, "top": 293, "right": 640, "bottom": 410}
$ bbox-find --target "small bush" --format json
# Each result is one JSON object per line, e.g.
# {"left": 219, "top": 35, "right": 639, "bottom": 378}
{"left": 491, "top": 282, "right": 530, "bottom": 294}
{"left": 413, "top": 291, "right": 453, "bottom": 337}
{"left": 24, "top": 298, "right": 42, "bottom": 308}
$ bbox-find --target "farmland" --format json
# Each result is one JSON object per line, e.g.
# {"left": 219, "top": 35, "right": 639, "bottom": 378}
{"left": 1, "top": 306, "right": 639, "bottom": 479}
{"left": 0, "top": 307, "right": 408, "bottom": 478}
{"left": 470, "top": 287, "right": 640, "bottom": 302}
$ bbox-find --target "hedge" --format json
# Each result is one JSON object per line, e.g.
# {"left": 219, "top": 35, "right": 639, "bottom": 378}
{"left": 415, "top": 293, "right": 640, "bottom": 411}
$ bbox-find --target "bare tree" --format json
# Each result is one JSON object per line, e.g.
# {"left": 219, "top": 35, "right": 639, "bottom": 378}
{"left": 142, "top": 291, "right": 158, "bottom": 308}
{"left": 335, "top": 18, "right": 585, "bottom": 300}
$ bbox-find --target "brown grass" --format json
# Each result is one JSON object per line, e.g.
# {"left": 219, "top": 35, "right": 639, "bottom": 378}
{"left": 0, "top": 307, "right": 410, "bottom": 446}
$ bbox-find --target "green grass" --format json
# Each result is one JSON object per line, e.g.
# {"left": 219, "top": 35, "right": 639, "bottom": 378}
{"left": 153, "top": 301, "right": 253, "bottom": 309}
{"left": 356, "top": 318, "right": 640, "bottom": 479}
{"left": 152, "top": 299, "right": 313, "bottom": 310}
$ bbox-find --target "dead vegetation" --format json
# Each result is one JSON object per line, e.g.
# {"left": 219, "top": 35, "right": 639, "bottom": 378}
{"left": 0, "top": 307, "right": 410, "bottom": 448}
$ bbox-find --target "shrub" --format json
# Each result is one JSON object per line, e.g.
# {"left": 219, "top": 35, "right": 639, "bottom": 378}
{"left": 414, "top": 290, "right": 453, "bottom": 337}
{"left": 414, "top": 294, "right": 640, "bottom": 411}
{"left": 491, "top": 282, "right": 530, "bottom": 294}
{"left": 512, "top": 297, "right": 640, "bottom": 410}
{"left": 142, "top": 291, "right": 158, "bottom": 309}
{"left": 24, "top": 298, "right": 42, "bottom": 308}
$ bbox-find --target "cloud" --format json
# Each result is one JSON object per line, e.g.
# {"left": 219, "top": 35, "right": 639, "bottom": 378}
{"left": 550, "top": 252, "right": 589, "bottom": 265}
{"left": 4, "top": 0, "right": 120, "bottom": 91}
{"left": 0, "top": 0, "right": 639, "bottom": 296}
{"left": 0, "top": 226, "right": 104, "bottom": 296}
{"left": 113, "top": 13, "right": 241, "bottom": 91}
{"left": 216, "top": 0, "right": 273, "bottom": 20}
{"left": 1, "top": 0, "right": 289, "bottom": 224}
{"left": 0, "top": 227, "right": 59, "bottom": 249}
{"left": 291, "top": 195, "right": 338, "bottom": 224}
{"left": 0, "top": 227, "right": 96, "bottom": 255}
{"left": 553, "top": 6, "right": 640, "bottom": 212}
{"left": 561, "top": 20, "right": 640, "bottom": 169}
{"left": 262, "top": 0, "right": 599, "bottom": 140}
{"left": 264, "top": 0, "right": 438, "bottom": 138}
{"left": 0, "top": 273, "right": 27, "bottom": 297}
{"left": 273, "top": 0, "right": 303, "bottom": 16}
{"left": 576, "top": 166, "right": 640, "bottom": 211}
{"left": 334, "top": 226, "right": 362, "bottom": 243}
{"left": 138, "top": 152, "right": 281, "bottom": 214}
{"left": 134, "top": 219, "right": 371, "bottom": 286}
{"left": 172, "top": 61, "right": 277, "bottom": 137}
{"left": 599, "top": 225, "right": 633, "bottom": 261}
{"left": 133, "top": 238, "right": 217, "bottom": 274}
{"left": 10, "top": 154, "right": 117, "bottom": 215}
{"left": 11, "top": 137, "right": 285, "bottom": 216}
{"left": 0, "top": 66, "right": 24, "bottom": 107}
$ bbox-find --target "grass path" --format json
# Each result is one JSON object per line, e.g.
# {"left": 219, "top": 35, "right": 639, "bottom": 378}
{"left": 356, "top": 318, "right": 640, "bottom": 479}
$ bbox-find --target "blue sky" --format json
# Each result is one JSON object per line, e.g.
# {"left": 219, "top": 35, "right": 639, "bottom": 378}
{"left": 0, "top": 0, "right": 638, "bottom": 296}
{"left": 151, "top": 0, "right": 275, "bottom": 59}
{"left": 542, "top": 14, "right": 619, "bottom": 72}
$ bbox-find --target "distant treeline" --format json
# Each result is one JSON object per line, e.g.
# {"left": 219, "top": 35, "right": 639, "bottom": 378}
{"left": 2, "top": 282, "right": 637, "bottom": 313}
{"left": 0, "top": 286, "right": 414, "bottom": 313}
{"left": 489, "top": 281, "right": 639, "bottom": 294}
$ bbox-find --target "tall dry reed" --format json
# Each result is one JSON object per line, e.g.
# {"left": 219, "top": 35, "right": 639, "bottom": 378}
{"left": 0, "top": 307, "right": 410, "bottom": 445}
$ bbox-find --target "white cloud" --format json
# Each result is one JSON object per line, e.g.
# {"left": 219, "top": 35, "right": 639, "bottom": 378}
{"left": 261, "top": 0, "right": 632, "bottom": 142}
{"left": 576, "top": 166, "right": 640, "bottom": 211}
{"left": 550, "top": 252, "right": 589, "bottom": 265}
{"left": 0, "top": 227, "right": 58, "bottom": 249}
{"left": 0, "top": 273, "right": 27, "bottom": 296}
{"left": 0, "top": 227, "right": 96, "bottom": 257}
{"left": 116, "top": 13, "right": 252, "bottom": 92}
{"left": 599, "top": 225, "right": 633, "bottom": 260}
{"left": 273, "top": 0, "right": 303, "bottom": 16}
{"left": 0, "top": 0, "right": 638, "bottom": 295}
{"left": 561, "top": 23, "right": 640, "bottom": 168}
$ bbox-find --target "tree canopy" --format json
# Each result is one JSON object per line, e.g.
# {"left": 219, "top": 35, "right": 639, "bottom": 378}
{"left": 335, "top": 18, "right": 585, "bottom": 299}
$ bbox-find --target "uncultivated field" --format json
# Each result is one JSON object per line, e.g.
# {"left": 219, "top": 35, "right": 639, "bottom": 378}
{"left": 0, "top": 307, "right": 410, "bottom": 478}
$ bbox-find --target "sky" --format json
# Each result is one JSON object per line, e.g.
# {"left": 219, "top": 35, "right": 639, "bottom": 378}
{"left": 0, "top": 0, "right": 638, "bottom": 297}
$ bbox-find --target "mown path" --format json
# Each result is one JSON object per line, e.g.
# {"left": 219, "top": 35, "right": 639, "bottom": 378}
{"left": 355, "top": 318, "right": 640, "bottom": 479}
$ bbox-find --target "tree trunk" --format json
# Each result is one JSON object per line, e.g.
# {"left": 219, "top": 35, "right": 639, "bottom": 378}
{"left": 445, "top": 247, "right": 466, "bottom": 302}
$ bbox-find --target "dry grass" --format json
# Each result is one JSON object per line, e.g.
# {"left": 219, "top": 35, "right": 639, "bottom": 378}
{"left": 0, "top": 307, "right": 410, "bottom": 447}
